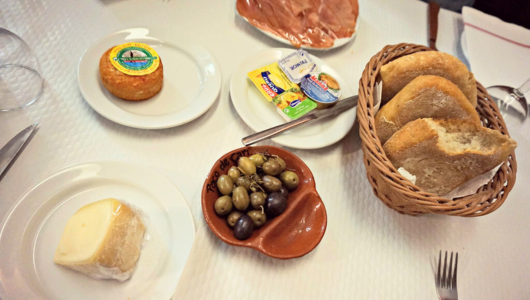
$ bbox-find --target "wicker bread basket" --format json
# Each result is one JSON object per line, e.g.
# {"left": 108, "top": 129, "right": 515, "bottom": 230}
{"left": 357, "top": 43, "right": 517, "bottom": 217}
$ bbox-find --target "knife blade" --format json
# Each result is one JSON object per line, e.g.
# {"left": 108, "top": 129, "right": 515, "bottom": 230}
{"left": 0, "top": 122, "right": 39, "bottom": 180}
{"left": 241, "top": 95, "right": 358, "bottom": 146}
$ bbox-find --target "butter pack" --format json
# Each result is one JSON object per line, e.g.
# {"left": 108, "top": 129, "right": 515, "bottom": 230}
{"left": 247, "top": 62, "right": 317, "bottom": 121}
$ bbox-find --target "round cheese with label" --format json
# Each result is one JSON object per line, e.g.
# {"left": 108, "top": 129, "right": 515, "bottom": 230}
{"left": 99, "top": 43, "right": 163, "bottom": 101}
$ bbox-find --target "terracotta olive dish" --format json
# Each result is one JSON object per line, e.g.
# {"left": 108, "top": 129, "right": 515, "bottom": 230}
{"left": 202, "top": 145, "right": 327, "bottom": 259}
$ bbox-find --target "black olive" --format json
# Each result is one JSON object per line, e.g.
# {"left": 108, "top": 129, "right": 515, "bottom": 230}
{"left": 265, "top": 192, "right": 287, "bottom": 218}
{"left": 233, "top": 215, "right": 254, "bottom": 240}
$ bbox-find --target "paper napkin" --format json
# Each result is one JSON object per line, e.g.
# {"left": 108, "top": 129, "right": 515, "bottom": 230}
{"left": 462, "top": 6, "right": 530, "bottom": 137}
{"left": 462, "top": 6, "right": 530, "bottom": 89}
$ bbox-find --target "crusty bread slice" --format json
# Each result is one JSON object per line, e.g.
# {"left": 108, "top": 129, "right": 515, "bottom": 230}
{"left": 380, "top": 51, "right": 477, "bottom": 106}
{"left": 383, "top": 118, "right": 517, "bottom": 196}
{"left": 375, "top": 75, "right": 481, "bottom": 144}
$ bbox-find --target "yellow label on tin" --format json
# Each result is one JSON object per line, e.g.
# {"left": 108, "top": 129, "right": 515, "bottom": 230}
{"left": 109, "top": 42, "right": 160, "bottom": 76}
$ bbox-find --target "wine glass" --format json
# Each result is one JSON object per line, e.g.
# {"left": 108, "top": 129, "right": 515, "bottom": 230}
{"left": 486, "top": 77, "right": 529, "bottom": 131}
{"left": 0, "top": 28, "right": 44, "bottom": 112}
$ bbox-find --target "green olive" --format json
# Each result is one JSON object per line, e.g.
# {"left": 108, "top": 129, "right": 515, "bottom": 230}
{"left": 227, "top": 211, "right": 243, "bottom": 228}
{"left": 232, "top": 186, "right": 250, "bottom": 210}
{"left": 249, "top": 154, "right": 266, "bottom": 167}
{"left": 227, "top": 166, "right": 241, "bottom": 182}
{"left": 250, "top": 192, "right": 266, "bottom": 209}
{"left": 280, "top": 171, "right": 299, "bottom": 190}
{"left": 214, "top": 196, "right": 233, "bottom": 216}
{"left": 262, "top": 160, "right": 282, "bottom": 176}
{"left": 247, "top": 210, "right": 266, "bottom": 228}
{"left": 238, "top": 157, "right": 256, "bottom": 176}
{"left": 235, "top": 176, "right": 251, "bottom": 191}
{"left": 273, "top": 157, "right": 287, "bottom": 172}
{"left": 262, "top": 175, "right": 282, "bottom": 192}
{"left": 217, "top": 175, "right": 234, "bottom": 195}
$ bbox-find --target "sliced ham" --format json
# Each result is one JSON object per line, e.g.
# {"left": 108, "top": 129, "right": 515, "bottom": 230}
{"left": 237, "top": 0, "right": 359, "bottom": 48}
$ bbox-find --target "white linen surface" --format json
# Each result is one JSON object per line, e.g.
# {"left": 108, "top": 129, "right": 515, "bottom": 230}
{"left": 0, "top": 1, "right": 529, "bottom": 300}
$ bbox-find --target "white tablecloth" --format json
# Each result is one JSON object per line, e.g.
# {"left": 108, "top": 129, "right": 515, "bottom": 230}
{"left": 1, "top": 0, "right": 529, "bottom": 299}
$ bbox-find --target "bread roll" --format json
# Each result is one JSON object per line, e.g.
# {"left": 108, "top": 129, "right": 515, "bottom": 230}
{"left": 384, "top": 118, "right": 516, "bottom": 195}
{"left": 375, "top": 75, "right": 480, "bottom": 144}
{"left": 380, "top": 51, "right": 477, "bottom": 106}
{"left": 99, "top": 47, "right": 163, "bottom": 101}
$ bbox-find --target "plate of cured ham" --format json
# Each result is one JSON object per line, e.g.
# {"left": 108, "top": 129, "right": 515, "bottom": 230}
{"left": 236, "top": 0, "right": 360, "bottom": 50}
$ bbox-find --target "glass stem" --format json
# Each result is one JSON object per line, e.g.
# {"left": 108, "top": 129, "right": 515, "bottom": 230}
{"left": 514, "top": 77, "right": 530, "bottom": 98}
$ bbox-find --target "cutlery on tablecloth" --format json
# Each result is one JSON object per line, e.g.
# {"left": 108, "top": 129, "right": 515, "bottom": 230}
{"left": 428, "top": 1, "right": 440, "bottom": 50}
{"left": 435, "top": 251, "right": 459, "bottom": 300}
{"left": 241, "top": 95, "right": 358, "bottom": 146}
{"left": 0, "top": 122, "right": 39, "bottom": 181}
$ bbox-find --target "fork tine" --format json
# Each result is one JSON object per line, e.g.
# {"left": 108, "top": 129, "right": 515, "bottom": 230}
{"left": 447, "top": 252, "right": 454, "bottom": 289}
{"left": 436, "top": 250, "right": 442, "bottom": 287}
{"left": 453, "top": 252, "right": 458, "bottom": 289}
{"left": 442, "top": 251, "right": 448, "bottom": 288}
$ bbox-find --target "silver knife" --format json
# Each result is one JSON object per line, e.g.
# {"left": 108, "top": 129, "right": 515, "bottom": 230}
{"left": 241, "top": 95, "right": 358, "bottom": 146}
{"left": 0, "top": 122, "right": 39, "bottom": 180}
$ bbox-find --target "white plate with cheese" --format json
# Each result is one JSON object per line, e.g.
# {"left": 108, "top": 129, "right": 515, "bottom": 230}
{"left": 78, "top": 28, "right": 222, "bottom": 129}
{"left": 230, "top": 48, "right": 356, "bottom": 149}
{"left": 0, "top": 161, "right": 195, "bottom": 300}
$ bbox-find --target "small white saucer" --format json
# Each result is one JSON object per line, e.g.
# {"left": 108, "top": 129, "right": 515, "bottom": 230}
{"left": 230, "top": 48, "right": 356, "bottom": 149}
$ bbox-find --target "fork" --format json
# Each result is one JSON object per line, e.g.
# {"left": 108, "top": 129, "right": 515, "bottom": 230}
{"left": 435, "top": 251, "right": 459, "bottom": 300}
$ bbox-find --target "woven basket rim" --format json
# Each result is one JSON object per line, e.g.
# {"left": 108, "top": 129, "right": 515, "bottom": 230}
{"left": 357, "top": 43, "right": 517, "bottom": 216}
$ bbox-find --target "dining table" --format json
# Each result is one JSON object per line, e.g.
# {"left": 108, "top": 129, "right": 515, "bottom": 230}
{"left": 1, "top": 0, "right": 529, "bottom": 299}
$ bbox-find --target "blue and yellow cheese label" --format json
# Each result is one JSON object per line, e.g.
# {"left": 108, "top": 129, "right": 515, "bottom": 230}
{"left": 300, "top": 72, "right": 341, "bottom": 104}
{"left": 109, "top": 42, "right": 160, "bottom": 76}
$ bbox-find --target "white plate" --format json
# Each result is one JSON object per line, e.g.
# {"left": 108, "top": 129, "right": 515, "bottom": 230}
{"left": 237, "top": 11, "right": 360, "bottom": 50}
{"left": 78, "top": 28, "right": 221, "bottom": 129}
{"left": 0, "top": 161, "right": 195, "bottom": 300}
{"left": 230, "top": 48, "right": 356, "bottom": 149}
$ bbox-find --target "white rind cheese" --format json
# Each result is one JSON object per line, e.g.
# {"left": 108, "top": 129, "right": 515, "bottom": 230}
{"left": 54, "top": 198, "right": 146, "bottom": 282}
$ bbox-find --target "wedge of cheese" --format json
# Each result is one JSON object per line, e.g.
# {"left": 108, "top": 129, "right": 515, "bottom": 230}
{"left": 54, "top": 198, "right": 146, "bottom": 281}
